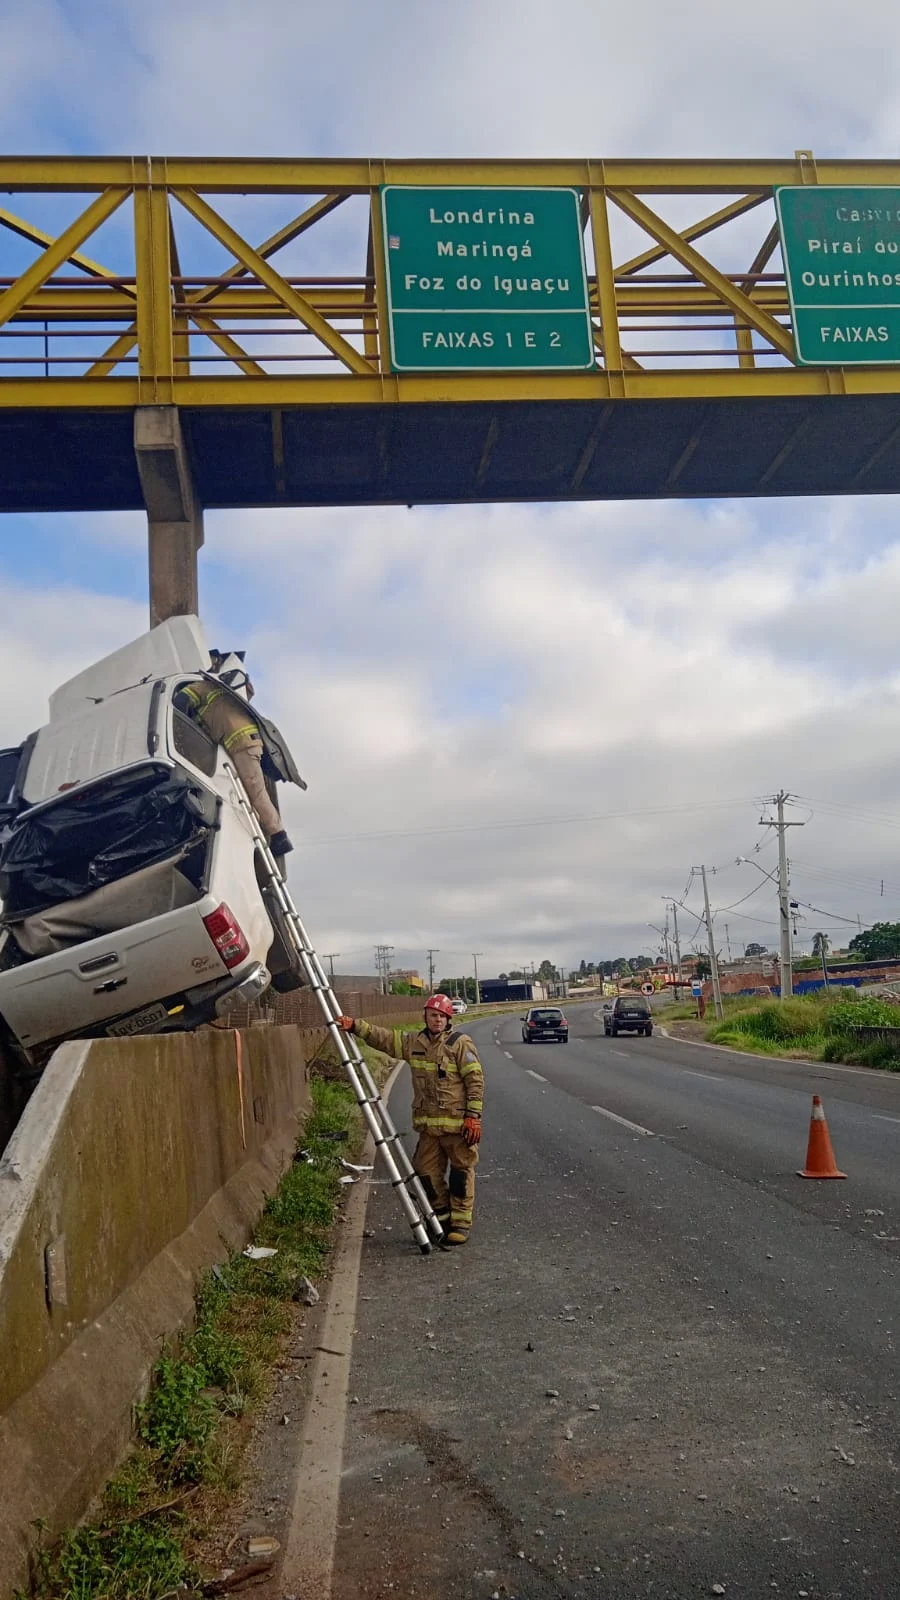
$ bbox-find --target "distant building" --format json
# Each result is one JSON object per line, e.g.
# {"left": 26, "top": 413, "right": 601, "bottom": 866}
{"left": 480, "top": 978, "right": 539, "bottom": 1004}
{"left": 332, "top": 974, "right": 383, "bottom": 994}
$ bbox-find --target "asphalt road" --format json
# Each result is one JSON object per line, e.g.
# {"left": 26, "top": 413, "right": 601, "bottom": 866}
{"left": 329, "top": 1005, "right": 900, "bottom": 1600}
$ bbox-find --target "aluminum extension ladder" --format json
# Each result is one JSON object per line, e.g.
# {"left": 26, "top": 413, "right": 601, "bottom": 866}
{"left": 225, "top": 767, "right": 444, "bottom": 1254}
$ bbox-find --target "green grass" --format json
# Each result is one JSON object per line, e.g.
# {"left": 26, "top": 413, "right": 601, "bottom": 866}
{"left": 22, "top": 1075, "right": 361, "bottom": 1600}
{"left": 700, "top": 988, "right": 900, "bottom": 1070}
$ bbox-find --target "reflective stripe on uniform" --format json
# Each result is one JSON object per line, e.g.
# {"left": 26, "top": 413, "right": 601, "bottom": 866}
{"left": 223, "top": 722, "right": 259, "bottom": 750}
{"left": 414, "top": 1114, "right": 466, "bottom": 1132}
{"left": 459, "top": 1060, "right": 481, "bottom": 1077}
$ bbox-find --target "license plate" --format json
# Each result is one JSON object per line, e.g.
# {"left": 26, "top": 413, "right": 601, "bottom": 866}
{"left": 107, "top": 1002, "right": 169, "bottom": 1037}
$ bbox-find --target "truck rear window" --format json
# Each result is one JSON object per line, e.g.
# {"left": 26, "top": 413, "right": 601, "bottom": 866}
{"left": 172, "top": 710, "right": 218, "bottom": 777}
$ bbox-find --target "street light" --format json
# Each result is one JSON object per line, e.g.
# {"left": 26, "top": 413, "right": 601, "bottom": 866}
{"left": 736, "top": 855, "right": 778, "bottom": 883}
{"left": 648, "top": 922, "right": 671, "bottom": 975}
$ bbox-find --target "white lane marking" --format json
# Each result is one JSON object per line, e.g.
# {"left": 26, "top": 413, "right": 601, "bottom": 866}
{"left": 527, "top": 1069, "right": 547, "bottom": 1082}
{"left": 610, "top": 1050, "right": 629, "bottom": 1058}
{"left": 873, "top": 1114, "right": 900, "bottom": 1125}
{"left": 591, "top": 1104, "right": 655, "bottom": 1137}
{"left": 503, "top": 1050, "right": 513, "bottom": 1059}
{"left": 680, "top": 1068, "right": 724, "bottom": 1082}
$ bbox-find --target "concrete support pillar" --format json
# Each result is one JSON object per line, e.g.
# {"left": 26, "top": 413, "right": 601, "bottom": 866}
{"left": 134, "top": 407, "right": 205, "bottom": 627}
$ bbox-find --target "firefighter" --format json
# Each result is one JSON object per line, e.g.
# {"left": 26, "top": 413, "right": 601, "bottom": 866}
{"left": 178, "top": 655, "right": 293, "bottom": 857}
{"left": 336, "top": 993, "right": 483, "bottom": 1246}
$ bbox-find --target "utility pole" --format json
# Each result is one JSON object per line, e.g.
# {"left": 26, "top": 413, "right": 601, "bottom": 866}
{"left": 724, "top": 923, "right": 733, "bottom": 962}
{"left": 662, "top": 898, "right": 683, "bottom": 996}
{"left": 323, "top": 953, "right": 340, "bottom": 983}
{"left": 759, "top": 791, "right": 804, "bottom": 1001}
{"left": 472, "top": 952, "right": 482, "bottom": 1006}
{"left": 426, "top": 948, "right": 439, "bottom": 992}
{"left": 696, "top": 865, "right": 724, "bottom": 1019}
{"left": 374, "top": 944, "right": 394, "bottom": 995}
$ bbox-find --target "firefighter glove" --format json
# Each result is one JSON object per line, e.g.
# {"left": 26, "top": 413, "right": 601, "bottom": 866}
{"left": 462, "top": 1113, "right": 482, "bottom": 1146}
{"left": 335, "top": 1016, "right": 354, "bottom": 1031}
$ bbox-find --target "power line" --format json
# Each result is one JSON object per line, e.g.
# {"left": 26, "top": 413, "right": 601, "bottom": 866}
{"left": 791, "top": 857, "right": 897, "bottom": 896}
{"left": 791, "top": 897, "right": 871, "bottom": 928}
{"left": 714, "top": 873, "right": 775, "bottom": 914}
{"left": 794, "top": 795, "right": 900, "bottom": 831}
{"left": 297, "top": 797, "right": 754, "bottom": 848}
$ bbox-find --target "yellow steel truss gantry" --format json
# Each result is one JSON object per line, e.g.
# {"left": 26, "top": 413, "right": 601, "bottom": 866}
{"left": 4, "top": 153, "right": 900, "bottom": 410}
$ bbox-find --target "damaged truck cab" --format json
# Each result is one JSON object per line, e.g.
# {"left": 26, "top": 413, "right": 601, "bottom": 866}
{"left": 0, "top": 616, "right": 305, "bottom": 1068}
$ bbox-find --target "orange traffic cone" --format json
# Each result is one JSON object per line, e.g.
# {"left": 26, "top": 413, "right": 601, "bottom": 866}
{"left": 797, "top": 1094, "right": 847, "bottom": 1179}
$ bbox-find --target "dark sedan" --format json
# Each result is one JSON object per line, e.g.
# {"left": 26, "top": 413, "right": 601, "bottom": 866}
{"left": 522, "top": 1006, "right": 569, "bottom": 1043}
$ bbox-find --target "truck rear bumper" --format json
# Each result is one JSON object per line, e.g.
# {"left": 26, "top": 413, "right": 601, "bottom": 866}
{"left": 214, "top": 962, "right": 270, "bottom": 1014}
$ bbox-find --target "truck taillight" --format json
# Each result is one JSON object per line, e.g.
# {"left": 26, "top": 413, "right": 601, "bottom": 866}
{"left": 203, "top": 904, "right": 250, "bottom": 970}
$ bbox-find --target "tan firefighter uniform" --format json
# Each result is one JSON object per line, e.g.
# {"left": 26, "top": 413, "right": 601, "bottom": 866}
{"left": 351, "top": 1019, "right": 484, "bottom": 1238}
{"left": 181, "top": 682, "right": 283, "bottom": 838}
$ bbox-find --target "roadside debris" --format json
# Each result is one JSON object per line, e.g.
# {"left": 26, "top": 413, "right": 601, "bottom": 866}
{"left": 292, "top": 1275, "right": 320, "bottom": 1306}
{"left": 243, "top": 1246, "right": 278, "bottom": 1260}
{"left": 247, "top": 1536, "right": 280, "bottom": 1557}
{"left": 202, "top": 1558, "right": 275, "bottom": 1594}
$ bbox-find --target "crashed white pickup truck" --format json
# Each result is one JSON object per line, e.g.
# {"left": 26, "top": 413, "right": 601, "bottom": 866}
{"left": 0, "top": 615, "right": 306, "bottom": 1070}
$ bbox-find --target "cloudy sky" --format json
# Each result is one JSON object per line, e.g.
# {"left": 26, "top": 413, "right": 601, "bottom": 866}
{"left": 3, "top": 0, "right": 900, "bottom": 983}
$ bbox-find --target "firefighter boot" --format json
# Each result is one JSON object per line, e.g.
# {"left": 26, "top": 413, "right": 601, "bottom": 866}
{"left": 416, "top": 1170, "right": 450, "bottom": 1243}
{"left": 446, "top": 1155, "right": 476, "bottom": 1245}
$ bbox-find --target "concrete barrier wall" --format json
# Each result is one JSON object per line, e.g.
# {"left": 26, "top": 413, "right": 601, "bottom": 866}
{"left": 0, "top": 1025, "right": 310, "bottom": 1597}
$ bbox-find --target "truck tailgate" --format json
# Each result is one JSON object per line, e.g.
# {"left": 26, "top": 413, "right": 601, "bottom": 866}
{"left": 0, "top": 903, "right": 226, "bottom": 1048}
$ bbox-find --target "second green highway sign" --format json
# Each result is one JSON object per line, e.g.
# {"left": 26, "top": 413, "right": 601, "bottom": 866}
{"left": 776, "top": 185, "right": 900, "bottom": 364}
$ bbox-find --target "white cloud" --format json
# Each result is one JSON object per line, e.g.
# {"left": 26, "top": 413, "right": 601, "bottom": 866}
{"left": 0, "top": 578, "right": 146, "bottom": 744}
{"left": 2, "top": 2, "right": 900, "bottom": 976}
{"left": 160, "top": 492, "right": 900, "bottom": 972}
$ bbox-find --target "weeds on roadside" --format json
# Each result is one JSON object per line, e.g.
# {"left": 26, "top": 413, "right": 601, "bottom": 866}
{"left": 703, "top": 988, "right": 900, "bottom": 1069}
{"left": 23, "top": 1076, "right": 360, "bottom": 1600}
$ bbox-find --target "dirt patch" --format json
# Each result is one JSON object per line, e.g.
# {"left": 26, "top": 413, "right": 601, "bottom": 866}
{"left": 662, "top": 1018, "right": 710, "bottom": 1044}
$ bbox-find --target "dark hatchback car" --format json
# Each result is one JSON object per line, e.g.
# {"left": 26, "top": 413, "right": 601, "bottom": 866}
{"left": 522, "top": 1006, "right": 569, "bottom": 1043}
{"left": 603, "top": 994, "right": 653, "bottom": 1037}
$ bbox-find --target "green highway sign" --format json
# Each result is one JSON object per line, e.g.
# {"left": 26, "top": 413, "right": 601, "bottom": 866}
{"left": 776, "top": 185, "right": 900, "bottom": 364}
{"left": 380, "top": 186, "right": 594, "bottom": 372}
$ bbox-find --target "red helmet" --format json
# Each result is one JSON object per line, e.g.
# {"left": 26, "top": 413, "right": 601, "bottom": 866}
{"left": 424, "top": 993, "right": 454, "bottom": 1019}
